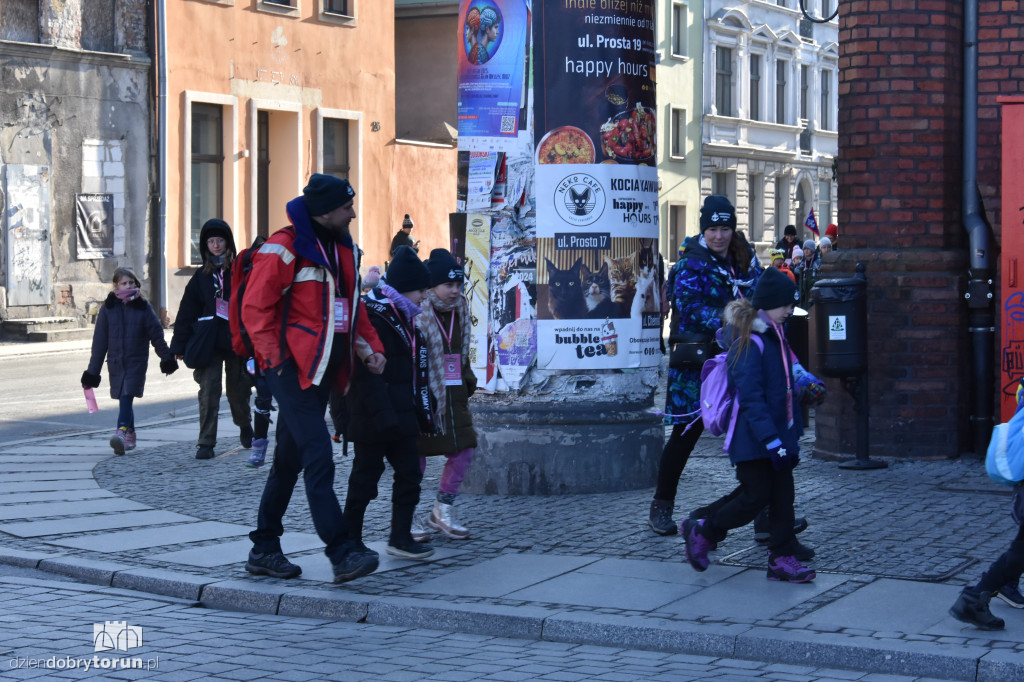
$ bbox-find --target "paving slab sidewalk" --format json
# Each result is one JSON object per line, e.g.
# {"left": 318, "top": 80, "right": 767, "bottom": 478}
{"left": 0, "top": 404, "right": 1020, "bottom": 681}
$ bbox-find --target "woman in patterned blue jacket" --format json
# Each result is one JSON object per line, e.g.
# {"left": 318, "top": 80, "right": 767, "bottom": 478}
{"left": 648, "top": 196, "right": 760, "bottom": 535}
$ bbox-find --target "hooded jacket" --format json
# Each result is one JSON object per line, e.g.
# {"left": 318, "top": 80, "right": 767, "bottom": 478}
{"left": 240, "top": 197, "right": 384, "bottom": 393}
{"left": 169, "top": 220, "right": 237, "bottom": 365}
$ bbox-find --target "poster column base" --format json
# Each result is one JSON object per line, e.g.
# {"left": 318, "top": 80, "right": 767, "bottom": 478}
{"left": 461, "top": 396, "right": 664, "bottom": 495}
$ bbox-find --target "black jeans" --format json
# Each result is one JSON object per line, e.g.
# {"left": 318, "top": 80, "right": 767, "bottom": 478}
{"left": 701, "top": 458, "right": 798, "bottom": 554}
{"left": 653, "top": 421, "right": 704, "bottom": 503}
{"left": 977, "top": 524, "right": 1024, "bottom": 593}
{"left": 346, "top": 438, "right": 423, "bottom": 544}
{"left": 249, "top": 362, "right": 351, "bottom": 565}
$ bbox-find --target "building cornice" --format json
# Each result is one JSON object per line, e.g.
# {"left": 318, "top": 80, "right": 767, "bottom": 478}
{"left": 0, "top": 40, "right": 150, "bottom": 70}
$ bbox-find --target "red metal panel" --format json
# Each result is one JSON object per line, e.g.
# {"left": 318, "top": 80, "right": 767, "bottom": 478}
{"left": 1000, "top": 101, "right": 1024, "bottom": 420}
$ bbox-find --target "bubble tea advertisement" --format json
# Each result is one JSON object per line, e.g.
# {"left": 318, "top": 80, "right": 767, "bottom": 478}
{"left": 533, "top": 0, "right": 660, "bottom": 370}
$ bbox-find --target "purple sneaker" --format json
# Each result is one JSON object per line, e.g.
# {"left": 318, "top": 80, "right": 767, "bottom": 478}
{"left": 766, "top": 552, "right": 816, "bottom": 583}
{"left": 681, "top": 519, "right": 712, "bottom": 572}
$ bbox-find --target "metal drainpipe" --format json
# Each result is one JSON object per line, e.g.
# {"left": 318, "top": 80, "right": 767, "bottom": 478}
{"left": 962, "top": 0, "right": 996, "bottom": 456}
{"left": 156, "top": 0, "right": 168, "bottom": 322}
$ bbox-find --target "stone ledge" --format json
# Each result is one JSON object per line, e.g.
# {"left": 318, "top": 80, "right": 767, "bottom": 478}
{"left": 112, "top": 568, "right": 211, "bottom": 601}
{"left": 368, "top": 596, "right": 551, "bottom": 639}
{"left": 38, "top": 556, "right": 130, "bottom": 585}
{"left": 199, "top": 579, "right": 287, "bottom": 615}
{"left": 542, "top": 611, "right": 744, "bottom": 658}
{"left": 278, "top": 589, "right": 373, "bottom": 621}
{"left": 735, "top": 626, "right": 987, "bottom": 681}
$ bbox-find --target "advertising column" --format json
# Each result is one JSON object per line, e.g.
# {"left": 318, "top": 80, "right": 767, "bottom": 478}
{"left": 533, "top": 1, "right": 659, "bottom": 370}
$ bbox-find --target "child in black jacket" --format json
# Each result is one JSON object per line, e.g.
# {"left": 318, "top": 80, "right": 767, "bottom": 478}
{"left": 344, "top": 246, "right": 436, "bottom": 560}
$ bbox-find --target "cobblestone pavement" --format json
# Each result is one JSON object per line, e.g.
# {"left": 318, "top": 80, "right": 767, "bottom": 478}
{"left": 2, "top": 351, "right": 1023, "bottom": 681}
{"left": 0, "top": 570, "right": 963, "bottom": 682}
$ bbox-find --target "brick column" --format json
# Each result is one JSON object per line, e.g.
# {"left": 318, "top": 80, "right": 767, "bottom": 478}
{"left": 816, "top": 1, "right": 970, "bottom": 459}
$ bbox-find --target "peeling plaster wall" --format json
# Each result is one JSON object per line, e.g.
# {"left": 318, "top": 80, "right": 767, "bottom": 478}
{"left": 0, "top": 0, "right": 40, "bottom": 43}
{"left": 0, "top": 44, "right": 151, "bottom": 319}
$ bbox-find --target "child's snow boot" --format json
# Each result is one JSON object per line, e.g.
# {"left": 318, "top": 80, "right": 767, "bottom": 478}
{"left": 110, "top": 427, "right": 127, "bottom": 456}
{"left": 246, "top": 438, "right": 268, "bottom": 468}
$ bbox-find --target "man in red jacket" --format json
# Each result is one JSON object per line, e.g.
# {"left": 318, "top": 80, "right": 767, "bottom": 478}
{"left": 242, "top": 174, "right": 386, "bottom": 584}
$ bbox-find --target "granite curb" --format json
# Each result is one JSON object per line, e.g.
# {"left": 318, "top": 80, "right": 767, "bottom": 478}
{"left": 1, "top": 548, "right": 1019, "bottom": 682}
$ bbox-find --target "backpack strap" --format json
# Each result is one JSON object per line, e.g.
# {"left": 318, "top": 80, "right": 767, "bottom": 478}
{"left": 723, "top": 334, "right": 764, "bottom": 452}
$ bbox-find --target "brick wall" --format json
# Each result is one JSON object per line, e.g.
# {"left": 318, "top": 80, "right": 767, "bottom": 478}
{"left": 821, "top": 1, "right": 969, "bottom": 458}
{"left": 821, "top": 1, "right": 1024, "bottom": 459}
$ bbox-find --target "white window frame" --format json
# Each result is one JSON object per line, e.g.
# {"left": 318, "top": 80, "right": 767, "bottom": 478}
{"left": 320, "top": 0, "right": 356, "bottom": 25}
{"left": 775, "top": 59, "right": 789, "bottom": 125}
{"left": 182, "top": 91, "right": 238, "bottom": 267}
{"left": 258, "top": 0, "right": 300, "bottom": 17}
{"left": 820, "top": 68, "right": 834, "bottom": 131}
{"left": 668, "top": 203, "right": 688, "bottom": 258}
{"left": 316, "top": 108, "right": 364, "bottom": 241}
{"left": 669, "top": 105, "right": 687, "bottom": 160}
{"left": 670, "top": 1, "right": 688, "bottom": 59}
{"left": 715, "top": 46, "right": 735, "bottom": 118}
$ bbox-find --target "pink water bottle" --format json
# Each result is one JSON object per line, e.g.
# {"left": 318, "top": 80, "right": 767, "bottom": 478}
{"left": 83, "top": 387, "right": 99, "bottom": 414}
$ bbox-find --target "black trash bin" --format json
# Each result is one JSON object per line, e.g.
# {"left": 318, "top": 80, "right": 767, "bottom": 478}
{"left": 811, "top": 275, "right": 867, "bottom": 377}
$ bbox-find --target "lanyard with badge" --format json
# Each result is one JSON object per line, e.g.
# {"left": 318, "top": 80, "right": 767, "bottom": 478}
{"left": 214, "top": 271, "right": 229, "bottom": 320}
{"left": 316, "top": 239, "right": 350, "bottom": 333}
{"left": 434, "top": 311, "right": 462, "bottom": 386}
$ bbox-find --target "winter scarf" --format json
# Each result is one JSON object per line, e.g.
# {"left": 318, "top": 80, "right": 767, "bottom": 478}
{"left": 380, "top": 284, "right": 422, "bottom": 321}
{"left": 114, "top": 287, "right": 140, "bottom": 303}
{"left": 416, "top": 290, "right": 472, "bottom": 434}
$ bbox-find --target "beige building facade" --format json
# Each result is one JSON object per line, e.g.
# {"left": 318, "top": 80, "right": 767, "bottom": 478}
{"left": 656, "top": 0, "right": 705, "bottom": 263}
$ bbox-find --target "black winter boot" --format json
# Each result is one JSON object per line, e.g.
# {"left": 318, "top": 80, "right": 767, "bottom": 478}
{"left": 649, "top": 500, "right": 677, "bottom": 535}
{"left": 950, "top": 587, "right": 1005, "bottom": 630}
{"left": 387, "top": 504, "right": 434, "bottom": 560}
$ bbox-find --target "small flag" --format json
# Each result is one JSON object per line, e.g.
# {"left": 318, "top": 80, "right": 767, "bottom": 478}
{"left": 805, "top": 208, "right": 819, "bottom": 237}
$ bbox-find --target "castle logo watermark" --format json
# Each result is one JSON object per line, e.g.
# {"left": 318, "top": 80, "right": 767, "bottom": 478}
{"left": 94, "top": 621, "right": 143, "bottom": 652}
{"left": 8, "top": 620, "right": 158, "bottom": 672}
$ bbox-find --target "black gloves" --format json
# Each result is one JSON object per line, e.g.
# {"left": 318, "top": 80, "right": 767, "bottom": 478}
{"left": 160, "top": 358, "right": 179, "bottom": 375}
{"left": 767, "top": 438, "right": 799, "bottom": 471}
{"left": 81, "top": 371, "right": 101, "bottom": 389}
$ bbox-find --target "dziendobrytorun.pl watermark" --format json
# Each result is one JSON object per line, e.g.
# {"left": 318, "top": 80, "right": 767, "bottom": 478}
{"left": 9, "top": 655, "right": 159, "bottom": 672}
{"left": 7, "top": 620, "right": 159, "bottom": 672}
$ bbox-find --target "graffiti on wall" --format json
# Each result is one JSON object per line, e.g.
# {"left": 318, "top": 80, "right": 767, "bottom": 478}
{"left": 5, "top": 165, "right": 52, "bottom": 307}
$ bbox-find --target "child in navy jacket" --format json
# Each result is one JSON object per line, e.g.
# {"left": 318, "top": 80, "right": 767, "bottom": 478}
{"left": 682, "top": 266, "right": 814, "bottom": 583}
{"left": 82, "top": 267, "right": 178, "bottom": 455}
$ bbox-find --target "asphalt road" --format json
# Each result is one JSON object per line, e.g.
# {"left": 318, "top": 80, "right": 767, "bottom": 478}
{"left": 0, "top": 346, "right": 199, "bottom": 443}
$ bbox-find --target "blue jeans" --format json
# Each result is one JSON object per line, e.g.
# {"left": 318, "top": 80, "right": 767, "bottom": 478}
{"left": 249, "top": 361, "right": 352, "bottom": 564}
{"left": 117, "top": 394, "right": 135, "bottom": 430}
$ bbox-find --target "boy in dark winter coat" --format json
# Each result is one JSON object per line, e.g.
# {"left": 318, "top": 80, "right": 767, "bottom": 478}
{"left": 344, "top": 246, "right": 437, "bottom": 560}
{"left": 82, "top": 267, "right": 178, "bottom": 454}
{"left": 170, "top": 219, "right": 254, "bottom": 460}
{"left": 682, "top": 267, "right": 815, "bottom": 583}
{"left": 412, "top": 248, "right": 478, "bottom": 541}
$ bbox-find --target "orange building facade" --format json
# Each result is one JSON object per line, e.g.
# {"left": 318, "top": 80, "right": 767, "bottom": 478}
{"left": 163, "top": 0, "right": 456, "bottom": 315}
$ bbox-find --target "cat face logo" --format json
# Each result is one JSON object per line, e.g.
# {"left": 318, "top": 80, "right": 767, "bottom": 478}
{"left": 554, "top": 173, "right": 605, "bottom": 226}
